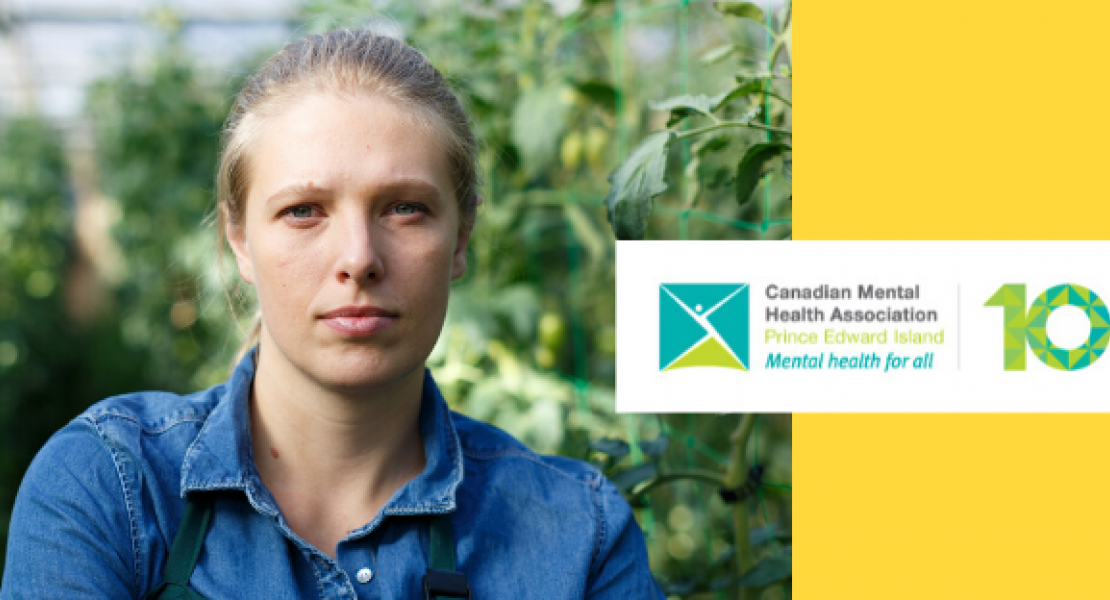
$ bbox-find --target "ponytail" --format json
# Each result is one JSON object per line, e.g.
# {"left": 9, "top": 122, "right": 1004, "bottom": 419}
{"left": 232, "top": 312, "right": 262, "bottom": 369}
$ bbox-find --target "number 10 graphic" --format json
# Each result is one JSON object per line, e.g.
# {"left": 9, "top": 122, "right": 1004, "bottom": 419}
{"left": 985, "top": 284, "right": 1110, "bottom": 371}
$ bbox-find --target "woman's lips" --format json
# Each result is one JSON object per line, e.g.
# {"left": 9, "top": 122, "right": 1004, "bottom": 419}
{"left": 319, "top": 306, "right": 398, "bottom": 336}
{"left": 321, "top": 315, "right": 397, "bottom": 335}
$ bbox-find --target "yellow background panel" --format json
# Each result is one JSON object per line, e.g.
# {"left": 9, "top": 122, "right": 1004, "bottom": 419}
{"left": 795, "top": 1, "right": 1110, "bottom": 598}
{"left": 796, "top": 1, "right": 1110, "bottom": 240}
{"left": 795, "top": 415, "right": 1110, "bottom": 597}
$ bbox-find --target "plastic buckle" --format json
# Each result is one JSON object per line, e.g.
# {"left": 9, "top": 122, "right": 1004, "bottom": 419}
{"left": 422, "top": 568, "right": 471, "bottom": 599}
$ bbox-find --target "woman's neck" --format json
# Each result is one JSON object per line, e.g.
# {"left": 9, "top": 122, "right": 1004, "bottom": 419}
{"left": 247, "top": 336, "right": 427, "bottom": 556}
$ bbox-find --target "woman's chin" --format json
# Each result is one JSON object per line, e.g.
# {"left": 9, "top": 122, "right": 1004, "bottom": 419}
{"left": 261, "top": 328, "right": 431, "bottom": 395}
{"left": 305, "top": 350, "right": 424, "bottom": 395}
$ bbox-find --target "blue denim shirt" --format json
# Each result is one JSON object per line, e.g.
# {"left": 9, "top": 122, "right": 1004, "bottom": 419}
{"left": 2, "top": 348, "right": 663, "bottom": 598}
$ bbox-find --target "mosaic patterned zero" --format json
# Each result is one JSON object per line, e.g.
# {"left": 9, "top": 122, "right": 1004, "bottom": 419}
{"left": 985, "top": 283, "right": 1110, "bottom": 371}
{"left": 659, "top": 284, "right": 749, "bottom": 371}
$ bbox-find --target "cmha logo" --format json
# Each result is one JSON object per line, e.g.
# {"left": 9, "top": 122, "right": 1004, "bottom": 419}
{"left": 659, "top": 284, "right": 749, "bottom": 371}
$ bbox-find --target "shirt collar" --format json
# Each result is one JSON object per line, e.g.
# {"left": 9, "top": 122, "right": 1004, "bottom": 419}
{"left": 180, "top": 346, "right": 464, "bottom": 517}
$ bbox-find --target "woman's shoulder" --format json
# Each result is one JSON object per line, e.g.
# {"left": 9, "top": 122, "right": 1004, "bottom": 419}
{"left": 77, "top": 382, "right": 226, "bottom": 435}
{"left": 44, "top": 382, "right": 232, "bottom": 496}
{"left": 28, "top": 379, "right": 229, "bottom": 478}
{"left": 4, "top": 383, "right": 231, "bottom": 596}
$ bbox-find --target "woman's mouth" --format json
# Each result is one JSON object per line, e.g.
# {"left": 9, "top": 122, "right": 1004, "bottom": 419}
{"left": 319, "top": 306, "right": 398, "bottom": 336}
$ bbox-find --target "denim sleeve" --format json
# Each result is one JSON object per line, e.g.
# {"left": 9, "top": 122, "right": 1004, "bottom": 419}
{"left": 585, "top": 476, "right": 665, "bottom": 599}
{"left": 1, "top": 419, "right": 137, "bottom": 598}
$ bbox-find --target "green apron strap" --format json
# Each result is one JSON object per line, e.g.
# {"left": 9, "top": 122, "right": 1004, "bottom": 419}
{"left": 423, "top": 512, "right": 470, "bottom": 599}
{"left": 142, "top": 495, "right": 213, "bottom": 600}
{"left": 428, "top": 512, "right": 456, "bottom": 571}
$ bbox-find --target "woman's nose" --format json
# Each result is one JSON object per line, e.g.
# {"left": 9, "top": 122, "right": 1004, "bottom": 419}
{"left": 336, "top": 213, "right": 383, "bottom": 283}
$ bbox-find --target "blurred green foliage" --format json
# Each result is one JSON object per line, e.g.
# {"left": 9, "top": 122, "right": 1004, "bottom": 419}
{"left": 0, "top": 1, "right": 791, "bottom": 596}
{"left": 0, "top": 117, "right": 72, "bottom": 558}
{"left": 85, "top": 33, "right": 245, "bottom": 392}
{"left": 606, "top": 1, "right": 793, "bottom": 240}
{"left": 0, "top": 118, "right": 159, "bottom": 571}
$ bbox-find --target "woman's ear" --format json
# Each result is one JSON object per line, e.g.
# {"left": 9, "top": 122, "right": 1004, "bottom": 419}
{"left": 451, "top": 196, "right": 479, "bottom": 281}
{"left": 225, "top": 210, "right": 256, "bottom": 285}
{"left": 451, "top": 221, "right": 472, "bottom": 281}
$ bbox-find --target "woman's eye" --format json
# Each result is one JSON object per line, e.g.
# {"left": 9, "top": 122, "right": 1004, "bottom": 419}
{"left": 288, "top": 205, "right": 315, "bottom": 219}
{"left": 393, "top": 203, "right": 425, "bottom": 216}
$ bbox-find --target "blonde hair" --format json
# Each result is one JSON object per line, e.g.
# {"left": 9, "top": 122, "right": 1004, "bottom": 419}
{"left": 216, "top": 29, "right": 481, "bottom": 365}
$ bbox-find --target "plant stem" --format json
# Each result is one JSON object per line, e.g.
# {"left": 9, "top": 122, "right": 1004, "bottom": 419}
{"left": 676, "top": 121, "right": 791, "bottom": 140}
{"left": 628, "top": 469, "right": 725, "bottom": 502}
{"left": 768, "top": 0, "right": 793, "bottom": 70}
{"left": 754, "top": 90, "right": 792, "bottom": 108}
{"left": 767, "top": 38, "right": 786, "bottom": 73}
{"left": 725, "top": 414, "right": 757, "bottom": 600}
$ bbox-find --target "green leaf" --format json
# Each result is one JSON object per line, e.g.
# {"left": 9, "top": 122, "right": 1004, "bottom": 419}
{"left": 749, "top": 523, "right": 791, "bottom": 547}
{"left": 650, "top": 91, "right": 730, "bottom": 127}
{"left": 717, "top": 80, "right": 765, "bottom": 110}
{"left": 735, "top": 143, "right": 791, "bottom": 205}
{"left": 604, "top": 130, "right": 676, "bottom": 240}
{"left": 735, "top": 554, "right": 792, "bottom": 587}
{"left": 590, "top": 437, "right": 631, "bottom": 458}
{"left": 570, "top": 80, "right": 618, "bottom": 113}
{"left": 609, "top": 463, "right": 658, "bottom": 493}
{"left": 715, "top": 1, "right": 764, "bottom": 23}
{"left": 639, "top": 435, "right": 670, "bottom": 457}
{"left": 512, "top": 83, "right": 569, "bottom": 181}
{"left": 708, "top": 168, "right": 734, "bottom": 190}
{"left": 683, "top": 155, "right": 701, "bottom": 206}
{"left": 693, "top": 134, "right": 731, "bottom": 157}
{"left": 701, "top": 43, "right": 736, "bottom": 65}
{"left": 684, "top": 135, "right": 731, "bottom": 206}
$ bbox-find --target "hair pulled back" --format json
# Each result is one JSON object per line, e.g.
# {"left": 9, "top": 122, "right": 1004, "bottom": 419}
{"left": 217, "top": 29, "right": 480, "bottom": 361}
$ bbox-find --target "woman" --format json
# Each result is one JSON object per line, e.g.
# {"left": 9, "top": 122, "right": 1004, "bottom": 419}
{"left": 1, "top": 29, "right": 661, "bottom": 599}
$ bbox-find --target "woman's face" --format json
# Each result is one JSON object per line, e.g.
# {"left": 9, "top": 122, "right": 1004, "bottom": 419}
{"left": 227, "top": 92, "right": 469, "bottom": 393}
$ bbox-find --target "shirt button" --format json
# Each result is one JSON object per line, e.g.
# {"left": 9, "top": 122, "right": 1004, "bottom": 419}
{"left": 356, "top": 567, "right": 373, "bottom": 584}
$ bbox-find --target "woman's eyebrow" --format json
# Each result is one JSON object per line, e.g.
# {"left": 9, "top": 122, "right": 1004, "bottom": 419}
{"left": 374, "top": 177, "right": 443, "bottom": 198}
{"left": 265, "top": 178, "right": 443, "bottom": 207}
{"left": 265, "top": 182, "right": 330, "bottom": 207}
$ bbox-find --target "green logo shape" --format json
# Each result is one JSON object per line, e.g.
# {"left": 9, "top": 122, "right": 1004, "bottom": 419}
{"left": 660, "top": 284, "right": 749, "bottom": 371}
{"left": 985, "top": 283, "right": 1110, "bottom": 371}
